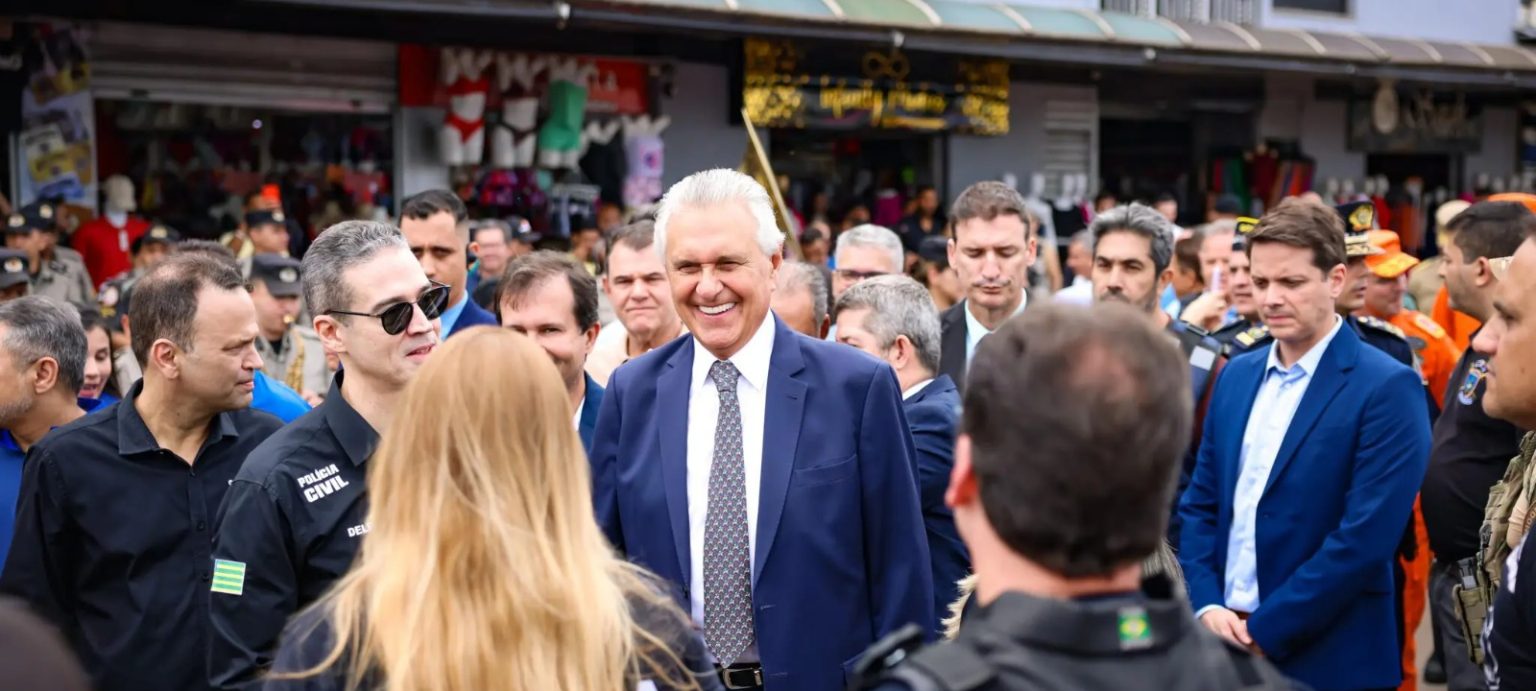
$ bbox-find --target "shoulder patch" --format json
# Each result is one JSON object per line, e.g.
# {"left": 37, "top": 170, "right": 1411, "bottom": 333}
{"left": 1234, "top": 324, "right": 1269, "bottom": 347}
{"left": 1411, "top": 311, "right": 1449, "bottom": 340}
{"left": 1358, "top": 315, "right": 1406, "bottom": 340}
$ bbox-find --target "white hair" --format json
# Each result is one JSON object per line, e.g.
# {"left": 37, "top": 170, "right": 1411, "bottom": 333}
{"left": 654, "top": 169, "right": 783, "bottom": 261}
{"left": 835, "top": 224, "right": 905, "bottom": 274}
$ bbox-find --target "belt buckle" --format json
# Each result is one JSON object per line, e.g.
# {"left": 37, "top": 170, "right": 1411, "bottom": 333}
{"left": 719, "top": 665, "right": 763, "bottom": 689}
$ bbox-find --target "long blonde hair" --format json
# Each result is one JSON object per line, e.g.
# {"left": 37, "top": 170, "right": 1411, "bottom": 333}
{"left": 297, "top": 326, "right": 697, "bottom": 691}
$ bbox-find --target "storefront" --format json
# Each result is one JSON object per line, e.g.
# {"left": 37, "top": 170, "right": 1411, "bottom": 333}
{"left": 739, "top": 37, "right": 1009, "bottom": 232}
{"left": 10, "top": 20, "right": 398, "bottom": 241}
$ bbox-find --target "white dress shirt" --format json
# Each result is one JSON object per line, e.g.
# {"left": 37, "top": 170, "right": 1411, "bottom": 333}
{"left": 686, "top": 314, "right": 777, "bottom": 654}
{"left": 963, "top": 292, "right": 1028, "bottom": 368}
{"left": 1220, "top": 316, "right": 1344, "bottom": 614}
{"left": 902, "top": 378, "right": 934, "bottom": 401}
{"left": 1054, "top": 276, "right": 1093, "bottom": 305}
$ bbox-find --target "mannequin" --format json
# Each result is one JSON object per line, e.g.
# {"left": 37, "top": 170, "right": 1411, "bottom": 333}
{"left": 491, "top": 53, "right": 546, "bottom": 169}
{"left": 620, "top": 115, "right": 671, "bottom": 209}
{"left": 539, "top": 58, "right": 598, "bottom": 170}
{"left": 72, "top": 174, "right": 150, "bottom": 288}
{"left": 439, "top": 48, "right": 493, "bottom": 166}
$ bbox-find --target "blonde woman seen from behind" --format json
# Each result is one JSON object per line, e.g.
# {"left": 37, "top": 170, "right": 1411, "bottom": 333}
{"left": 262, "top": 327, "right": 721, "bottom": 691}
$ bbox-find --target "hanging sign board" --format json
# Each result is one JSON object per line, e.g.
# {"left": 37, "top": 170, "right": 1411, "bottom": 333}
{"left": 742, "top": 38, "right": 1008, "bottom": 136}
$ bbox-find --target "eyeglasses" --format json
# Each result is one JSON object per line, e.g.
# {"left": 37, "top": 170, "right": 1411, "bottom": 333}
{"left": 834, "top": 269, "right": 888, "bottom": 282}
{"left": 325, "top": 283, "right": 451, "bottom": 335}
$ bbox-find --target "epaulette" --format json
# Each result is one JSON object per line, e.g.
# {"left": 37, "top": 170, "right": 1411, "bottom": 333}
{"left": 1357, "top": 314, "right": 1407, "bottom": 340}
{"left": 1233, "top": 324, "right": 1270, "bottom": 347}
{"left": 1410, "top": 311, "right": 1449, "bottom": 341}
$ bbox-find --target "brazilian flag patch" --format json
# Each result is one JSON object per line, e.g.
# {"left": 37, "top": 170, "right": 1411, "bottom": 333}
{"left": 211, "top": 559, "right": 247, "bottom": 596}
{"left": 1117, "top": 607, "right": 1152, "bottom": 650}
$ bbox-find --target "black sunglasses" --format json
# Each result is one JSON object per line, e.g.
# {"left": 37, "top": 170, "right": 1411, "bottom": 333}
{"left": 326, "top": 283, "right": 451, "bottom": 335}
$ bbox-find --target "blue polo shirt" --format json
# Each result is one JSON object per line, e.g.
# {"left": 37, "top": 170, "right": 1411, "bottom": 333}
{"left": 0, "top": 430, "right": 25, "bottom": 572}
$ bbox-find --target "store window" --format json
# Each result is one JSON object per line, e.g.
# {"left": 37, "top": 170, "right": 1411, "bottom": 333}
{"left": 1273, "top": 0, "right": 1348, "bottom": 14}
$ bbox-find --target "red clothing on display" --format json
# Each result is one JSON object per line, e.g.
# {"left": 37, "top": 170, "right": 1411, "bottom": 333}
{"left": 73, "top": 216, "right": 149, "bottom": 289}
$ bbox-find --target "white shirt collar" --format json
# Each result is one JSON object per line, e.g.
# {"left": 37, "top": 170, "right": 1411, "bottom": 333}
{"left": 964, "top": 291, "right": 1029, "bottom": 338}
{"left": 691, "top": 313, "right": 777, "bottom": 395}
{"left": 572, "top": 391, "right": 585, "bottom": 430}
{"left": 1265, "top": 315, "right": 1344, "bottom": 376}
{"left": 902, "top": 378, "right": 934, "bottom": 401}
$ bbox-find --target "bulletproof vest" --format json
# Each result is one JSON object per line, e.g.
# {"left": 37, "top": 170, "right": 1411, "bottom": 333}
{"left": 854, "top": 578, "right": 1295, "bottom": 691}
{"left": 1454, "top": 431, "right": 1536, "bottom": 664}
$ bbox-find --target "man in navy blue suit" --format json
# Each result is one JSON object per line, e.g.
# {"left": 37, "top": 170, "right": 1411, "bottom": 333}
{"left": 591, "top": 169, "right": 933, "bottom": 691}
{"left": 1179, "top": 198, "right": 1431, "bottom": 691}
{"left": 832, "top": 274, "right": 967, "bottom": 631}
{"left": 495, "top": 251, "right": 604, "bottom": 453}
{"left": 400, "top": 190, "right": 497, "bottom": 338}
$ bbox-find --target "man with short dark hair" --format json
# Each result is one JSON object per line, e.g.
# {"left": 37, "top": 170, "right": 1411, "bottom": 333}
{"left": 855, "top": 302, "right": 1293, "bottom": 690}
{"left": 1473, "top": 209, "right": 1536, "bottom": 689}
{"left": 1, "top": 254, "right": 283, "bottom": 691}
{"left": 0, "top": 297, "right": 88, "bottom": 570}
{"left": 1179, "top": 198, "right": 1431, "bottom": 691}
{"left": 1419, "top": 200, "right": 1532, "bottom": 688}
{"left": 400, "top": 190, "right": 497, "bottom": 337}
{"left": 772, "top": 260, "right": 830, "bottom": 339}
{"left": 916, "top": 235, "right": 961, "bottom": 311}
{"left": 834, "top": 274, "right": 966, "bottom": 632}
{"left": 497, "top": 251, "right": 605, "bottom": 451}
{"left": 1171, "top": 235, "right": 1206, "bottom": 305}
{"left": 939, "top": 181, "right": 1040, "bottom": 393}
{"left": 209, "top": 220, "right": 445, "bottom": 689}
{"left": 587, "top": 221, "right": 684, "bottom": 384}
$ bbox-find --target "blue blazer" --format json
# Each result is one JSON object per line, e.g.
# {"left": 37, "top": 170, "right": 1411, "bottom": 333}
{"left": 1177, "top": 325, "right": 1430, "bottom": 691}
{"left": 591, "top": 317, "right": 934, "bottom": 691}
{"left": 578, "top": 373, "right": 604, "bottom": 455}
{"left": 446, "top": 298, "right": 498, "bottom": 338}
{"left": 902, "top": 374, "right": 970, "bottom": 630}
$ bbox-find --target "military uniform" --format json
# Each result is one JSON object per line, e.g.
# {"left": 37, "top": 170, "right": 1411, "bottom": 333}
{"left": 853, "top": 577, "right": 1298, "bottom": 691}
{"left": 100, "top": 224, "right": 182, "bottom": 328}
{"left": 250, "top": 255, "right": 329, "bottom": 396}
{"left": 6, "top": 206, "right": 93, "bottom": 306}
{"left": 1214, "top": 320, "right": 1271, "bottom": 358}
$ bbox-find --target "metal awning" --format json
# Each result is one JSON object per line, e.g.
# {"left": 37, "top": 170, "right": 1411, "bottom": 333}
{"left": 583, "top": 0, "right": 1536, "bottom": 83}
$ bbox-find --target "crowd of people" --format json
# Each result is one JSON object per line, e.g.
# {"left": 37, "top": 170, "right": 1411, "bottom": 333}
{"left": 0, "top": 164, "right": 1534, "bottom": 691}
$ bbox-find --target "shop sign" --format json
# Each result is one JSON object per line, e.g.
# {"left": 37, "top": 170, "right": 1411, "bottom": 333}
{"left": 743, "top": 38, "right": 1008, "bottom": 136}
{"left": 19, "top": 23, "right": 98, "bottom": 210}
{"left": 1349, "top": 84, "right": 1482, "bottom": 154}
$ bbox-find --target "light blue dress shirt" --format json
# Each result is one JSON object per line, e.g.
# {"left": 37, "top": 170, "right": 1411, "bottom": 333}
{"left": 1222, "top": 316, "right": 1345, "bottom": 613}
{"left": 963, "top": 293, "right": 1028, "bottom": 368}
{"left": 438, "top": 292, "right": 469, "bottom": 335}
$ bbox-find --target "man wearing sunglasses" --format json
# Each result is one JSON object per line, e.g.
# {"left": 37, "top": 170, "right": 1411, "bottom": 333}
{"left": 400, "top": 190, "right": 498, "bottom": 339}
{"left": 208, "top": 220, "right": 443, "bottom": 690}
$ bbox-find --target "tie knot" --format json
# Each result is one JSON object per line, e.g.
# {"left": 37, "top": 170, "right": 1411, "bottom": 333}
{"left": 709, "top": 360, "right": 740, "bottom": 393}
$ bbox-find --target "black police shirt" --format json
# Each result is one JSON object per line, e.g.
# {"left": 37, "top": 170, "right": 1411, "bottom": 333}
{"left": 0, "top": 383, "right": 283, "bottom": 691}
{"left": 1423, "top": 339, "right": 1526, "bottom": 562}
{"left": 1486, "top": 532, "right": 1536, "bottom": 689}
{"left": 209, "top": 373, "right": 376, "bottom": 690}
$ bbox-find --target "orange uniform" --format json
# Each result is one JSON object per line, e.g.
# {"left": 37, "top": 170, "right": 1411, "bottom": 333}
{"left": 1431, "top": 285, "right": 1482, "bottom": 353}
{"left": 1390, "top": 309, "right": 1461, "bottom": 406}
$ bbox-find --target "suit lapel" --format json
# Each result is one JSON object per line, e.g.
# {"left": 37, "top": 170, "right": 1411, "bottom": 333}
{"left": 578, "top": 374, "right": 603, "bottom": 450}
{"left": 940, "top": 301, "right": 969, "bottom": 391}
{"left": 755, "top": 318, "right": 807, "bottom": 585}
{"left": 1261, "top": 328, "right": 1360, "bottom": 496}
{"left": 656, "top": 342, "right": 694, "bottom": 585}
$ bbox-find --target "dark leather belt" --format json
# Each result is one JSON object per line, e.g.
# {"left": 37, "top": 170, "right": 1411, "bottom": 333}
{"left": 717, "top": 664, "right": 764, "bottom": 690}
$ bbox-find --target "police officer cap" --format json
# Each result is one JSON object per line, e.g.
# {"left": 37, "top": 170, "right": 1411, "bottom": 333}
{"left": 1231, "top": 216, "right": 1260, "bottom": 252}
{"left": 917, "top": 235, "right": 950, "bottom": 265}
{"left": 4, "top": 205, "right": 51, "bottom": 235}
{"left": 245, "top": 209, "right": 287, "bottom": 228}
{"left": 131, "top": 224, "right": 182, "bottom": 254}
{"left": 250, "top": 254, "right": 303, "bottom": 298}
{"left": 1334, "top": 201, "right": 1384, "bottom": 259}
{"left": 0, "top": 249, "right": 30, "bottom": 290}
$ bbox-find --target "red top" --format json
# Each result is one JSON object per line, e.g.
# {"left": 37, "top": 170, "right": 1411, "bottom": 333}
{"left": 72, "top": 216, "right": 150, "bottom": 289}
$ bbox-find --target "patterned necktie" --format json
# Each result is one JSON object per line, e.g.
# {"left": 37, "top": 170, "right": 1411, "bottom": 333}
{"left": 703, "top": 360, "right": 754, "bottom": 665}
